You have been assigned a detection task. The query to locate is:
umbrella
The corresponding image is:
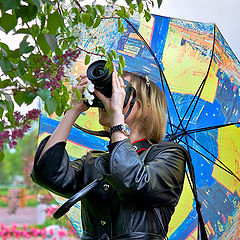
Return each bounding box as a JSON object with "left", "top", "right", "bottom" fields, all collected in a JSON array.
[{"left": 37, "top": 13, "right": 240, "bottom": 240}]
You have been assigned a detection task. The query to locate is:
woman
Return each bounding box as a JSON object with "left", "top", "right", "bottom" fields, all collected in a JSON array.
[{"left": 31, "top": 67, "right": 187, "bottom": 240}]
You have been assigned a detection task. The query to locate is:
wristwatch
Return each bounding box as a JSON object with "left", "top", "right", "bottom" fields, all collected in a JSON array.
[{"left": 110, "top": 124, "right": 130, "bottom": 136}]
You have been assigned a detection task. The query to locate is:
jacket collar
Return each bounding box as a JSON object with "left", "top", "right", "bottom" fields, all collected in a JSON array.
[{"left": 131, "top": 138, "right": 152, "bottom": 155}]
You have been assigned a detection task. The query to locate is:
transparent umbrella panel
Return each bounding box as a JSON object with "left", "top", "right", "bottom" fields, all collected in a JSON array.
[{"left": 38, "top": 13, "right": 240, "bottom": 240}]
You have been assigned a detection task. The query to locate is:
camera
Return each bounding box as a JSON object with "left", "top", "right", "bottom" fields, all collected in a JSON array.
[{"left": 85, "top": 60, "right": 134, "bottom": 108}]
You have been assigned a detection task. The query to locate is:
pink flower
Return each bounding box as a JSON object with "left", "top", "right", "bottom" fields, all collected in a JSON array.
[
  {"left": 41, "top": 228, "right": 46, "bottom": 238},
  {"left": 58, "top": 228, "right": 67, "bottom": 238},
  {"left": 22, "top": 224, "right": 28, "bottom": 231},
  {"left": 69, "top": 229, "right": 73, "bottom": 236},
  {"left": 1, "top": 223, "right": 6, "bottom": 230},
  {"left": 49, "top": 228, "right": 54, "bottom": 235},
  {"left": 46, "top": 205, "right": 59, "bottom": 218}
]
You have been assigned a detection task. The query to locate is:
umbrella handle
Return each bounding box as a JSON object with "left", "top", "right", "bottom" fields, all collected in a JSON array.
[{"left": 53, "top": 177, "right": 103, "bottom": 219}]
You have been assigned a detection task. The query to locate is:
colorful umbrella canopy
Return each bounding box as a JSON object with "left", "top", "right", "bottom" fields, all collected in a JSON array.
[{"left": 38, "top": 13, "right": 240, "bottom": 240}]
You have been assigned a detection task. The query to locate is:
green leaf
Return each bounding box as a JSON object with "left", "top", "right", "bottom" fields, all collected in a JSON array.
[
  {"left": 98, "top": 46, "right": 105, "bottom": 54},
  {"left": 0, "top": 43, "right": 10, "bottom": 57},
  {"left": 37, "top": 89, "right": 51, "bottom": 101},
  {"left": 47, "top": 11, "right": 64, "bottom": 35},
  {"left": 61, "top": 85, "right": 69, "bottom": 106},
  {"left": 82, "top": 13, "right": 90, "bottom": 25},
  {"left": 24, "top": 92, "right": 36, "bottom": 104},
  {"left": 0, "top": 13, "right": 17, "bottom": 33},
  {"left": 31, "top": 24, "right": 40, "bottom": 38},
  {"left": 81, "top": 13, "right": 94, "bottom": 28},
  {"left": 157, "top": 0, "right": 163, "bottom": 8},
  {"left": 41, "top": 0, "right": 54, "bottom": 5},
  {"left": 118, "top": 62, "right": 123, "bottom": 76},
  {"left": 3, "top": 99, "right": 14, "bottom": 127},
  {"left": 13, "top": 91, "right": 25, "bottom": 106},
  {"left": 96, "top": 5, "right": 105, "bottom": 16},
  {"left": 108, "top": 61, "right": 113, "bottom": 74},
  {"left": 118, "top": 19, "right": 125, "bottom": 33},
  {"left": 0, "top": 106, "right": 4, "bottom": 118},
  {"left": 144, "top": 10, "right": 151, "bottom": 22},
  {"left": 0, "top": 121, "right": 4, "bottom": 133},
  {"left": 116, "top": 7, "right": 126, "bottom": 19},
  {"left": 129, "top": 3, "right": 137, "bottom": 10},
  {"left": 40, "top": 15, "right": 46, "bottom": 30},
  {"left": 44, "top": 33, "right": 57, "bottom": 52},
  {"left": 107, "top": 51, "right": 113, "bottom": 61},
  {"left": 0, "top": 58, "right": 12, "bottom": 73},
  {"left": 37, "top": 33, "right": 50, "bottom": 55},
  {"left": 92, "top": 15, "right": 101, "bottom": 28},
  {"left": 55, "top": 106, "right": 64, "bottom": 117},
  {"left": 111, "top": 50, "right": 117, "bottom": 59},
  {"left": 14, "top": 28, "right": 32, "bottom": 35},
  {"left": 138, "top": 2, "right": 143, "bottom": 13},
  {"left": 1, "top": 0, "right": 20, "bottom": 11},
  {"left": 32, "top": 0, "right": 41, "bottom": 9},
  {"left": 85, "top": 54, "right": 90, "bottom": 65},
  {"left": 85, "top": 5, "right": 92, "bottom": 14},
  {"left": 55, "top": 47, "right": 62, "bottom": 56},
  {"left": 105, "top": 57, "right": 113, "bottom": 74},
  {"left": 0, "top": 79, "right": 16, "bottom": 88},
  {"left": 0, "top": 151, "right": 4, "bottom": 163},
  {"left": 52, "top": 90, "right": 61, "bottom": 103},
  {"left": 91, "top": 7, "right": 97, "bottom": 19},
  {"left": 15, "top": 5, "right": 38, "bottom": 23},
  {"left": 45, "top": 97, "right": 58, "bottom": 115},
  {"left": 13, "top": 91, "right": 35, "bottom": 106},
  {"left": 119, "top": 55, "right": 125, "bottom": 68},
  {"left": 0, "top": 101, "right": 7, "bottom": 111},
  {"left": 19, "top": 39, "right": 34, "bottom": 54},
  {"left": 73, "top": 88, "right": 82, "bottom": 101},
  {"left": 18, "top": 60, "right": 27, "bottom": 73}
]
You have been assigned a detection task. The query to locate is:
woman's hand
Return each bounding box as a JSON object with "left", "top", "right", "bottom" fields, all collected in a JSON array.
[
  {"left": 71, "top": 75, "right": 90, "bottom": 114},
  {"left": 94, "top": 67, "right": 126, "bottom": 125}
]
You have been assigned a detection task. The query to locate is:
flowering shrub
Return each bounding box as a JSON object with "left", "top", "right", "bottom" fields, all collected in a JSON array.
[
  {"left": 0, "top": 109, "right": 41, "bottom": 150},
  {"left": 46, "top": 205, "right": 59, "bottom": 218},
  {"left": 0, "top": 0, "right": 159, "bottom": 161},
  {"left": 0, "top": 223, "right": 75, "bottom": 239}
]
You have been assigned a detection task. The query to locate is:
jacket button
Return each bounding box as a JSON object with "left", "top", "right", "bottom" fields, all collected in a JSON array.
[
  {"left": 100, "top": 220, "right": 107, "bottom": 226},
  {"left": 103, "top": 183, "right": 110, "bottom": 191}
]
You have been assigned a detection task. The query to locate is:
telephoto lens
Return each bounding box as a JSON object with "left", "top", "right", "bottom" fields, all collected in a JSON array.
[
  {"left": 87, "top": 60, "right": 113, "bottom": 100},
  {"left": 85, "top": 60, "right": 134, "bottom": 109}
]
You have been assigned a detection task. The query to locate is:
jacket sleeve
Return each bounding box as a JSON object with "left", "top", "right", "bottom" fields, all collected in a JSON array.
[
  {"left": 31, "top": 135, "right": 85, "bottom": 198},
  {"left": 95, "top": 139, "right": 186, "bottom": 207}
]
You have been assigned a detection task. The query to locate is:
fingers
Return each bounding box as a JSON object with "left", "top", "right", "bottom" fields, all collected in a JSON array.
[
  {"left": 112, "top": 67, "right": 125, "bottom": 91},
  {"left": 94, "top": 89, "right": 107, "bottom": 103},
  {"left": 77, "top": 75, "right": 89, "bottom": 86},
  {"left": 72, "top": 75, "right": 89, "bottom": 94}
]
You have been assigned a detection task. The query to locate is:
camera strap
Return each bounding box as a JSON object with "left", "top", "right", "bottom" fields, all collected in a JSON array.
[{"left": 124, "top": 86, "right": 136, "bottom": 120}]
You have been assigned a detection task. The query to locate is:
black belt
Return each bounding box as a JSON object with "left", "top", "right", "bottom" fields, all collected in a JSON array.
[{"left": 82, "top": 232, "right": 164, "bottom": 240}]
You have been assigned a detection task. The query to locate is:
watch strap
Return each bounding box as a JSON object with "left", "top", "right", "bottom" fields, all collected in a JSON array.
[{"left": 110, "top": 124, "right": 124, "bottom": 136}]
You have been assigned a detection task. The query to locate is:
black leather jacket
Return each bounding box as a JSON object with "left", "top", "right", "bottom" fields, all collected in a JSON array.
[{"left": 31, "top": 136, "right": 187, "bottom": 240}]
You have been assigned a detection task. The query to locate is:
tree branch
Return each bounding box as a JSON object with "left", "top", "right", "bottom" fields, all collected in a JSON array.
[
  {"left": 77, "top": 47, "right": 105, "bottom": 57},
  {"left": 26, "top": 23, "right": 42, "bottom": 55},
  {"left": 73, "top": 0, "right": 85, "bottom": 12}
]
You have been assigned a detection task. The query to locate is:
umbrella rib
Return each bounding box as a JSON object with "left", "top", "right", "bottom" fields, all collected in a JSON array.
[
  {"left": 124, "top": 18, "right": 185, "bottom": 135},
  {"left": 174, "top": 24, "right": 216, "bottom": 135},
  {"left": 180, "top": 135, "right": 240, "bottom": 182},
  {"left": 175, "top": 122, "right": 240, "bottom": 138},
  {"left": 179, "top": 138, "right": 232, "bottom": 175},
  {"left": 183, "top": 135, "right": 208, "bottom": 240}
]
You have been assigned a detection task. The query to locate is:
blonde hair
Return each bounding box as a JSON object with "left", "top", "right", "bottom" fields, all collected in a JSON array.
[{"left": 122, "top": 72, "right": 167, "bottom": 143}]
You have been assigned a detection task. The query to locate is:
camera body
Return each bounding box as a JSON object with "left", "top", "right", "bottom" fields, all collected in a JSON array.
[{"left": 85, "top": 60, "right": 133, "bottom": 108}]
